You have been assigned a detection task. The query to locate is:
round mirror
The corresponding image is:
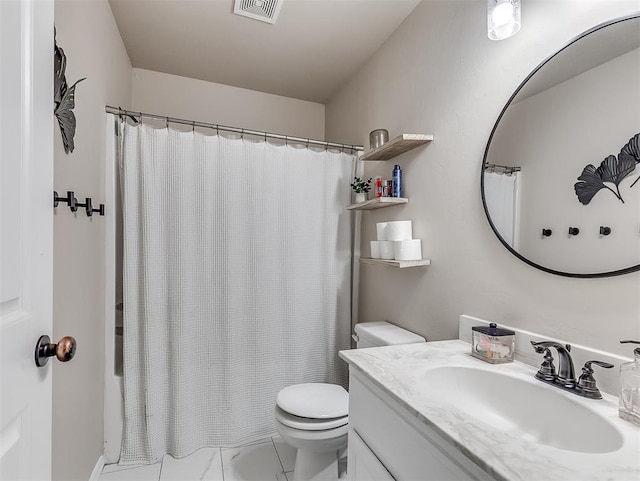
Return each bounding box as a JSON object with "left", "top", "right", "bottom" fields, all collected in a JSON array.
[{"left": 482, "top": 14, "right": 640, "bottom": 278}]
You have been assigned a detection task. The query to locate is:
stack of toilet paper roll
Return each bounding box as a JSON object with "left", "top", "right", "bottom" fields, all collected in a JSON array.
[{"left": 370, "top": 221, "right": 422, "bottom": 261}]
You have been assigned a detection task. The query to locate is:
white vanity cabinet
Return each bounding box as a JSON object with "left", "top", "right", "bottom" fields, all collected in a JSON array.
[
  {"left": 347, "top": 371, "right": 495, "bottom": 481},
  {"left": 347, "top": 428, "right": 395, "bottom": 481}
]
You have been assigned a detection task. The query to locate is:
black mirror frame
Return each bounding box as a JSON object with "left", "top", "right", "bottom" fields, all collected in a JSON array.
[{"left": 481, "top": 13, "right": 640, "bottom": 279}]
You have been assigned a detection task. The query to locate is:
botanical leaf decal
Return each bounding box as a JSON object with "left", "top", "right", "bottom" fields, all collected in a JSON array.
[
  {"left": 621, "top": 133, "right": 640, "bottom": 162},
  {"left": 54, "top": 29, "right": 85, "bottom": 154},
  {"left": 54, "top": 32, "right": 67, "bottom": 105},
  {"left": 55, "top": 78, "right": 85, "bottom": 155},
  {"left": 574, "top": 133, "right": 639, "bottom": 204},
  {"left": 621, "top": 133, "right": 640, "bottom": 188},
  {"left": 596, "top": 152, "right": 636, "bottom": 185},
  {"left": 575, "top": 164, "right": 606, "bottom": 205}
]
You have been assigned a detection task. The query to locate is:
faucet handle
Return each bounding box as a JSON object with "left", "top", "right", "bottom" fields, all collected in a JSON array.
[
  {"left": 531, "top": 343, "right": 556, "bottom": 382},
  {"left": 576, "top": 360, "right": 614, "bottom": 399}
]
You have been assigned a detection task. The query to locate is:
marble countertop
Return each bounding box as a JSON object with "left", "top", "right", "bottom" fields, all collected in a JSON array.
[{"left": 339, "top": 340, "right": 640, "bottom": 481}]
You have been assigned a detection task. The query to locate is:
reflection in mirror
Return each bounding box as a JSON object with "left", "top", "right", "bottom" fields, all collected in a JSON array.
[{"left": 483, "top": 14, "right": 640, "bottom": 277}]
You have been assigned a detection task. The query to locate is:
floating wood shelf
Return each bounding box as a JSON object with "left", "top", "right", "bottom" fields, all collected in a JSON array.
[
  {"left": 359, "top": 257, "right": 431, "bottom": 268},
  {"left": 360, "top": 134, "right": 433, "bottom": 161},
  {"left": 347, "top": 197, "right": 408, "bottom": 210}
]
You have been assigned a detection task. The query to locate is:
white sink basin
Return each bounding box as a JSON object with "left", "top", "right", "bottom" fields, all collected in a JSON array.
[{"left": 423, "top": 365, "right": 624, "bottom": 454}]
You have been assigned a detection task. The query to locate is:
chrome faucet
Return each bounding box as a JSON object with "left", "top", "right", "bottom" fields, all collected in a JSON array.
[{"left": 530, "top": 340, "right": 613, "bottom": 399}]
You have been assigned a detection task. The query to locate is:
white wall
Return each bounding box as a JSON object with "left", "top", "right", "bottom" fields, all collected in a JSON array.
[
  {"left": 132, "top": 68, "right": 325, "bottom": 140},
  {"left": 53, "top": 1, "right": 132, "bottom": 479},
  {"left": 325, "top": 0, "right": 640, "bottom": 357},
  {"left": 490, "top": 48, "right": 640, "bottom": 273}
]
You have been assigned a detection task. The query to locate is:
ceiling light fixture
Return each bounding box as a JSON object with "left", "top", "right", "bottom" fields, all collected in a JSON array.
[{"left": 487, "top": 0, "right": 521, "bottom": 41}]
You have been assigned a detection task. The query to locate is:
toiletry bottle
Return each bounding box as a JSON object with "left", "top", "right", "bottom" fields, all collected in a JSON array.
[
  {"left": 392, "top": 164, "right": 402, "bottom": 197},
  {"left": 619, "top": 340, "right": 640, "bottom": 426},
  {"left": 374, "top": 176, "right": 383, "bottom": 197},
  {"left": 384, "top": 180, "right": 392, "bottom": 197}
]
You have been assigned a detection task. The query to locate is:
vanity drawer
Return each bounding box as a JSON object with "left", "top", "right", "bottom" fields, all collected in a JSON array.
[{"left": 349, "top": 371, "right": 494, "bottom": 481}]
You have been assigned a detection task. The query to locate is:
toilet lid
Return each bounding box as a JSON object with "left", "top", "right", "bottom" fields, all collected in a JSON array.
[
  {"left": 275, "top": 406, "right": 348, "bottom": 431},
  {"left": 277, "top": 383, "right": 349, "bottom": 419}
]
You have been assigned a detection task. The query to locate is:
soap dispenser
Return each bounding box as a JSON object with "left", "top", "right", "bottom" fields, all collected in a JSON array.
[{"left": 619, "top": 340, "right": 640, "bottom": 426}]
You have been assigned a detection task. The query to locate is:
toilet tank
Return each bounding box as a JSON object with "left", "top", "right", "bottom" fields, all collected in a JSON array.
[{"left": 354, "top": 321, "right": 426, "bottom": 348}]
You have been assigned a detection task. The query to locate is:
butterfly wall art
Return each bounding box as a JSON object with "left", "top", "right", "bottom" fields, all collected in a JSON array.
[
  {"left": 574, "top": 133, "right": 640, "bottom": 205},
  {"left": 54, "top": 30, "right": 85, "bottom": 154}
]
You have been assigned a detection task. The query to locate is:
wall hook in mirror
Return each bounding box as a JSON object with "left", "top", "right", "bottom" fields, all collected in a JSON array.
[
  {"left": 542, "top": 228, "right": 552, "bottom": 237},
  {"left": 568, "top": 227, "right": 580, "bottom": 236},
  {"left": 599, "top": 226, "right": 612, "bottom": 236},
  {"left": 53, "top": 191, "right": 78, "bottom": 212}
]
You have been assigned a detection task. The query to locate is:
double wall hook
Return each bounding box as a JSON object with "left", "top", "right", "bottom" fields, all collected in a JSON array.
[
  {"left": 76, "top": 198, "right": 105, "bottom": 217},
  {"left": 53, "top": 191, "right": 78, "bottom": 212},
  {"left": 568, "top": 227, "right": 580, "bottom": 236},
  {"left": 541, "top": 228, "right": 552, "bottom": 237},
  {"left": 599, "top": 226, "right": 612, "bottom": 236}
]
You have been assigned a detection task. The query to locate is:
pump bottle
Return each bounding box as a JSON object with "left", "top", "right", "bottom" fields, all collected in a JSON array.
[{"left": 619, "top": 340, "right": 640, "bottom": 426}]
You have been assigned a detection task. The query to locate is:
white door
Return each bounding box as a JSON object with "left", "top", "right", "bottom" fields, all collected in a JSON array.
[{"left": 0, "top": 0, "right": 54, "bottom": 479}]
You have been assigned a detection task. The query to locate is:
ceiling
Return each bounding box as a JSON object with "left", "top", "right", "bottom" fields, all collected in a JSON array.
[{"left": 108, "top": 0, "right": 421, "bottom": 103}]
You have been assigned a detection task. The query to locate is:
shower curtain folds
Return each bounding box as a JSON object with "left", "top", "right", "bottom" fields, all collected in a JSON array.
[{"left": 119, "top": 120, "right": 356, "bottom": 464}]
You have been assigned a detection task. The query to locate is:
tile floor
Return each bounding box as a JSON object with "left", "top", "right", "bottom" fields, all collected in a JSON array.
[{"left": 98, "top": 436, "right": 297, "bottom": 481}]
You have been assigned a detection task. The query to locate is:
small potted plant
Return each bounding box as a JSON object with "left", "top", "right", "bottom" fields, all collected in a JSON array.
[{"left": 351, "top": 177, "right": 372, "bottom": 203}]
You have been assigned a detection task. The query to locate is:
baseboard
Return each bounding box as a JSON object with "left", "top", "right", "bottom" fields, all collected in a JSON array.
[{"left": 88, "top": 455, "right": 105, "bottom": 481}]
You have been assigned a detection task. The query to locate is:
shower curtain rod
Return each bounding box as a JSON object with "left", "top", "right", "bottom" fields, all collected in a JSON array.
[
  {"left": 105, "top": 106, "right": 364, "bottom": 152},
  {"left": 484, "top": 163, "right": 522, "bottom": 174}
]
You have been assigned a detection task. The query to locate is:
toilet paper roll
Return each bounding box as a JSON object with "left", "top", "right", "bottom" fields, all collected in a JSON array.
[
  {"left": 394, "top": 239, "right": 422, "bottom": 261},
  {"left": 386, "top": 220, "right": 412, "bottom": 241},
  {"left": 379, "top": 241, "right": 395, "bottom": 260},
  {"left": 376, "top": 222, "right": 388, "bottom": 241},
  {"left": 370, "top": 241, "right": 382, "bottom": 259}
]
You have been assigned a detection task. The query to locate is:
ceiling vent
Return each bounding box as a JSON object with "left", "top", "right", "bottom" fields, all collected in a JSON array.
[{"left": 233, "top": 0, "right": 284, "bottom": 25}]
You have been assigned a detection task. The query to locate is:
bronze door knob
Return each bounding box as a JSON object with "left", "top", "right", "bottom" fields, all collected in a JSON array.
[{"left": 34, "top": 335, "right": 77, "bottom": 367}]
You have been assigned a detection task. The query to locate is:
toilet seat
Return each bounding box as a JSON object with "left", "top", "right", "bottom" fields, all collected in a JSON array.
[
  {"left": 275, "top": 405, "right": 348, "bottom": 431},
  {"left": 276, "top": 383, "right": 348, "bottom": 419},
  {"left": 274, "top": 383, "right": 350, "bottom": 481}
]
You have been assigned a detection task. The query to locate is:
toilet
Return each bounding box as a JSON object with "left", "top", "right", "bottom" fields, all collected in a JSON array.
[{"left": 274, "top": 321, "right": 426, "bottom": 481}]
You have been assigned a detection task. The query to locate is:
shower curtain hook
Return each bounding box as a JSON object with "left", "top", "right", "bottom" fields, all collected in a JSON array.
[
  {"left": 306, "top": 138, "right": 310, "bottom": 149},
  {"left": 241, "top": 128, "right": 244, "bottom": 140},
  {"left": 165, "top": 116, "right": 169, "bottom": 129},
  {"left": 139, "top": 112, "right": 143, "bottom": 126},
  {"left": 216, "top": 124, "right": 219, "bottom": 135},
  {"left": 285, "top": 136, "right": 288, "bottom": 146},
  {"left": 192, "top": 120, "right": 196, "bottom": 133}
]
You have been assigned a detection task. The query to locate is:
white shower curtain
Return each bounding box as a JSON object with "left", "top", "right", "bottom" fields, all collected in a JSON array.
[
  {"left": 484, "top": 171, "right": 520, "bottom": 248},
  {"left": 119, "top": 121, "right": 356, "bottom": 464}
]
